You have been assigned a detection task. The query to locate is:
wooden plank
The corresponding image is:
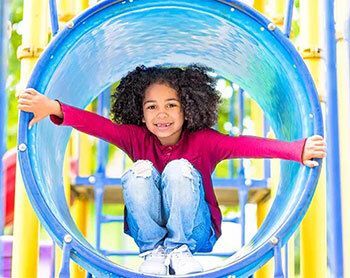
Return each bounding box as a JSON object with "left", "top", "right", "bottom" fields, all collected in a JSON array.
[{"left": 72, "top": 185, "right": 271, "bottom": 206}]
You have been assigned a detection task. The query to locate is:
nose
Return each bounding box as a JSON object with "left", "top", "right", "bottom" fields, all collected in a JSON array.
[
  {"left": 157, "top": 111, "right": 168, "bottom": 119},
  {"left": 157, "top": 106, "right": 169, "bottom": 117}
]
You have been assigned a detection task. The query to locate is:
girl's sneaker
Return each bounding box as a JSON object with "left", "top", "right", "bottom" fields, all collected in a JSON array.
[
  {"left": 166, "top": 245, "right": 203, "bottom": 275},
  {"left": 139, "top": 246, "right": 167, "bottom": 275}
]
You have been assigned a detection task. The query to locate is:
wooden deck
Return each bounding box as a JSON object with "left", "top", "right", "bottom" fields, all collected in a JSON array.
[{"left": 72, "top": 185, "right": 271, "bottom": 206}]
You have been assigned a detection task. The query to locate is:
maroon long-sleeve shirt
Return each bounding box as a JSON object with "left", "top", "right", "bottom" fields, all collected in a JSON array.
[{"left": 50, "top": 103, "right": 306, "bottom": 238}]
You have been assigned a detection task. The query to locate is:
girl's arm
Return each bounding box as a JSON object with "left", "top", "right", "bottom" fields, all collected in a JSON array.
[
  {"left": 18, "top": 88, "right": 141, "bottom": 155},
  {"left": 206, "top": 129, "right": 326, "bottom": 168}
]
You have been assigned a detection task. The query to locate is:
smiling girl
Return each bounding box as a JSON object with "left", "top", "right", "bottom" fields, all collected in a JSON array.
[{"left": 18, "top": 65, "right": 326, "bottom": 275}]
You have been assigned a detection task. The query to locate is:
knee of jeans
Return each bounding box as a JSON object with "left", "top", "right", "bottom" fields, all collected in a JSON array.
[
  {"left": 132, "top": 160, "right": 154, "bottom": 177},
  {"left": 122, "top": 160, "right": 155, "bottom": 188},
  {"left": 122, "top": 160, "right": 157, "bottom": 203},
  {"left": 163, "top": 159, "right": 195, "bottom": 181},
  {"left": 162, "top": 159, "right": 199, "bottom": 194},
  {"left": 122, "top": 160, "right": 154, "bottom": 182}
]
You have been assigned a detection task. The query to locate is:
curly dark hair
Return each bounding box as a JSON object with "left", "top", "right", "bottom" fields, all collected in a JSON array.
[{"left": 111, "top": 64, "right": 221, "bottom": 131}]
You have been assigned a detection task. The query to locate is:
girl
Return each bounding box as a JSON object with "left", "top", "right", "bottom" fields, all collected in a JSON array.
[{"left": 18, "top": 65, "right": 326, "bottom": 276}]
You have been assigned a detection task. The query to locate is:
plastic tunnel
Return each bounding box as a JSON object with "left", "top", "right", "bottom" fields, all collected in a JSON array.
[{"left": 18, "top": 0, "right": 323, "bottom": 277}]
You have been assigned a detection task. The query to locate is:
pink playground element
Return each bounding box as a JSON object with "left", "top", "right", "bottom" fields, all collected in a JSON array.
[
  {"left": 0, "top": 235, "right": 54, "bottom": 278},
  {"left": 2, "top": 149, "right": 16, "bottom": 226}
]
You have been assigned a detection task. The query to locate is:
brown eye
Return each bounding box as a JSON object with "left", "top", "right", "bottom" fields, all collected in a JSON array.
[{"left": 147, "top": 105, "right": 156, "bottom": 110}]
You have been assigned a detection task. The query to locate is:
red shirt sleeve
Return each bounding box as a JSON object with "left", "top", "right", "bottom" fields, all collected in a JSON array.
[
  {"left": 50, "top": 102, "right": 142, "bottom": 157},
  {"left": 205, "top": 129, "right": 306, "bottom": 164}
]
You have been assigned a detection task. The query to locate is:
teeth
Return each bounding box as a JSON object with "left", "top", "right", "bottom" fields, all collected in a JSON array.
[{"left": 156, "top": 123, "right": 171, "bottom": 127}]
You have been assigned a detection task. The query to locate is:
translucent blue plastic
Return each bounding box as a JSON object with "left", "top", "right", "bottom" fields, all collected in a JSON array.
[{"left": 18, "top": 0, "right": 323, "bottom": 277}]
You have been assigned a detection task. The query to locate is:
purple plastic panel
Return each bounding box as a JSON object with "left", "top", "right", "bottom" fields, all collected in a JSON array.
[{"left": 0, "top": 236, "right": 54, "bottom": 278}]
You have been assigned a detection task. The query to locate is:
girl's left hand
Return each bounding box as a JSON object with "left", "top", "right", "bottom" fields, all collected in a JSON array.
[{"left": 302, "top": 135, "right": 327, "bottom": 167}]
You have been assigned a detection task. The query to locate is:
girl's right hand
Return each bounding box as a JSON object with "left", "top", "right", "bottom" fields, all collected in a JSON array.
[
  {"left": 302, "top": 135, "right": 326, "bottom": 167},
  {"left": 17, "top": 88, "right": 63, "bottom": 128}
]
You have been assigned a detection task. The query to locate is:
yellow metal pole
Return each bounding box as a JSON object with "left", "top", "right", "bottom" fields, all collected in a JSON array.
[
  {"left": 287, "top": 236, "right": 295, "bottom": 277},
  {"left": 299, "top": 0, "right": 327, "bottom": 277},
  {"left": 267, "top": 0, "right": 285, "bottom": 27},
  {"left": 74, "top": 0, "right": 89, "bottom": 15},
  {"left": 253, "top": 0, "right": 266, "bottom": 13},
  {"left": 250, "top": 103, "right": 264, "bottom": 179},
  {"left": 57, "top": 0, "right": 75, "bottom": 22},
  {"left": 71, "top": 196, "right": 88, "bottom": 239},
  {"left": 335, "top": 0, "right": 350, "bottom": 276},
  {"left": 12, "top": 0, "right": 48, "bottom": 277}
]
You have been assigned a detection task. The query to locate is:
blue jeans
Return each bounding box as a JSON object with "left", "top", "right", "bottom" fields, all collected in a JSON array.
[{"left": 121, "top": 159, "right": 217, "bottom": 253}]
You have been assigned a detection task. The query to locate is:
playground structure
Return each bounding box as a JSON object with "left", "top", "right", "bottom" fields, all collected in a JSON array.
[{"left": 0, "top": 0, "right": 349, "bottom": 277}]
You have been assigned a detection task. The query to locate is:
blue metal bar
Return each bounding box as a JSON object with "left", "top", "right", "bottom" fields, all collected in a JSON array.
[
  {"left": 235, "top": 87, "right": 248, "bottom": 249},
  {"left": 228, "top": 86, "right": 235, "bottom": 178},
  {"left": 101, "top": 249, "right": 236, "bottom": 257},
  {"left": 284, "top": 243, "right": 288, "bottom": 278},
  {"left": 94, "top": 184, "right": 104, "bottom": 251},
  {"left": 238, "top": 88, "right": 244, "bottom": 177},
  {"left": 238, "top": 188, "right": 248, "bottom": 247},
  {"left": 59, "top": 237, "right": 73, "bottom": 278},
  {"left": 52, "top": 243, "right": 57, "bottom": 278},
  {"left": 238, "top": 88, "right": 244, "bottom": 135},
  {"left": 223, "top": 216, "right": 240, "bottom": 223},
  {"left": 282, "top": 0, "right": 294, "bottom": 37},
  {"left": 94, "top": 88, "right": 112, "bottom": 251},
  {"left": 101, "top": 215, "right": 123, "bottom": 223},
  {"left": 273, "top": 243, "right": 284, "bottom": 278},
  {"left": 237, "top": 87, "right": 246, "bottom": 247},
  {"left": 99, "top": 215, "right": 239, "bottom": 224},
  {"left": 0, "top": 0, "right": 8, "bottom": 236},
  {"left": 49, "top": 0, "right": 60, "bottom": 36},
  {"left": 73, "top": 176, "right": 268, "bottom": 188},
  {"left": 324, "top": 0, "right": 344, "bottom": 276}
]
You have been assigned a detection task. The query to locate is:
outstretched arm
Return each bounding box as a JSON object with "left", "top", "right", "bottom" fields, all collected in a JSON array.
[
  {"left": 206, "top": 129, "right": 326, "bottom": 168},
  {"left": 17, "top": 88, "right": 142, "bottom": 156}
]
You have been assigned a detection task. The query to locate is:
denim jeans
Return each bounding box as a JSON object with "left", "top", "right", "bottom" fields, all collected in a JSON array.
[{"left": 121, "top": 159, "right": 217, "bottom": 253}]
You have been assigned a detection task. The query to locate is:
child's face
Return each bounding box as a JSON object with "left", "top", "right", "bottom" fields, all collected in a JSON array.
[{"left": 142, "top": 83, "right": 185, "bottom": 146}]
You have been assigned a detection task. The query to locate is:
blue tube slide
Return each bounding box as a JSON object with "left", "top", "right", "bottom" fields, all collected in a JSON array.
[{"left": 18, "top": 0, "right": 323, "bottom": 276}]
